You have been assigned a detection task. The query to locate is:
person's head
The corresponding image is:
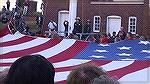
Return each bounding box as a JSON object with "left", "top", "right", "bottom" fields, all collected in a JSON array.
[
  {"left": 86, "top": 20, "right": 90, "bottom": 24},
  {"left": 5, "top": 55, "right": 55, "bottom": 84},
  {"left": 67, "top": 64, "right": 107, "bottom": 84},
  {"left": 120, "top": 27, "right": 124, "bottom": 31},
  {"left": 127, "top": 32, "right": 133, "bottom": 38},
  {"left": 112, "top": 32, "right": 116, "bottom": 36},
  {"left": 75, "top": 17, "right": 81, "bottom": 22},
  {"left": 92, "top": 75, "right": 120, "bottom": 84},
  {"left": 101, "top": 33, "right": 107, "bottom": 38},
  {"left": 108, "top": 33, "right": 111, "bottom": 37}
]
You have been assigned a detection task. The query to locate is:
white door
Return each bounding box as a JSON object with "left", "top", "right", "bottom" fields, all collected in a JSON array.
[
  {"left": 58, "top": 10, "right": 69, "bottom": 36},
  {"left": 106, "top": 16, "right": 121, "bottom": 36}
]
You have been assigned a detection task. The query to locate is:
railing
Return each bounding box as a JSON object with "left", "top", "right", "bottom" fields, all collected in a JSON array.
[{"left": 45, "top": 31, "right": 98, "bottom": 39}]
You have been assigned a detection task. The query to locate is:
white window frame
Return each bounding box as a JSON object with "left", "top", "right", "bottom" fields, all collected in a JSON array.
[
  {"left": 93, "top": 16, "right": 101, "bottom": 32},
  {"left": 128, "top": 16, "right": 137, "bottom": 34}
]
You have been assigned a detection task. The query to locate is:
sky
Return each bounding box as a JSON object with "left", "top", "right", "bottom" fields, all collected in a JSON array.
[{"left": 0, "top": 0, "right": 43, "bottom": 12}]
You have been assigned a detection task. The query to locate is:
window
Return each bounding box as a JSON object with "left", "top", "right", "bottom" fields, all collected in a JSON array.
[
  {"left": 128, "top": 17, "right": 137, "bottom": 34},
  {"left": 93, "top": 16, "right": 101, "bottom": 32}
]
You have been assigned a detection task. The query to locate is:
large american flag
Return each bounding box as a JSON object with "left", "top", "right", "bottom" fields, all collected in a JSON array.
[{"left": 0, "top": 26, "right": 150, "bottom": 84}]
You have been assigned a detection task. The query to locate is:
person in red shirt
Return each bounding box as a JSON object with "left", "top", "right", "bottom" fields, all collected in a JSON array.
[
  {"left": 127, "top": 32, "right": 135, "bottom": 40},
  {"left": 100, "top": 33, "right": 109, "bottom": 44}
]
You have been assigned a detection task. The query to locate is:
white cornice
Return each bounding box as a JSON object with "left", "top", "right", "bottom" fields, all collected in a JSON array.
[{"left": 91, "top": 1, "right": 144, "bottom": 5}]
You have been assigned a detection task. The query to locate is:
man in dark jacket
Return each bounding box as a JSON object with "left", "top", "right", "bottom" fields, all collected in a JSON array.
[
  {"left": 73, "top": 17, "right": 82, "bottom": 34},
  {"left": 36, "top": 15, "right": 43, "bottom": 32},
  {"left": 6, "top": 0, "right": 10, "bottom": 10},
  {"left": 83, "top": 20, "right": 92, "bottom": 33},
  {"left": 63, "top": 20, "right": 69, "bottom": 37}
]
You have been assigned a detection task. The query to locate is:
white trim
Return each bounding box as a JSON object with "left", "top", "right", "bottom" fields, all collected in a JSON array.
[
  {"left": 93, "top": 16, "right": 101, "bottom": 32},
  {"left": 128, "top": 16, "right": 137, "bottom": 34},
  {"left": 91, "top": 1, "right": 144, "bottom": 5}
]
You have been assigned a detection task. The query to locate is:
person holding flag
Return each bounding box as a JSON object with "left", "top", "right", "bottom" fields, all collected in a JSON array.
[{"left": 23, "top": 0, "right": 29, "bottom": 15}]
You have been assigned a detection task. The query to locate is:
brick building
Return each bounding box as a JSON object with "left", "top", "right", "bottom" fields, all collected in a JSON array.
[{"left": 42, "top": 0, "right": 149, "bottom": 38}]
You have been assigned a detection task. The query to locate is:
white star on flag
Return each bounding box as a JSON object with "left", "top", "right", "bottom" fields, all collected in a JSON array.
[
  {"left": 117, "top": 53, "right": 132, "bottom": 56},
  {"left": 90, "top": 55, "right": 106, "bottom": 58},
  {"left": 94, "top": 49, "right": 109, "bottom": 53},
  {"left": 117, "top": 46, "right": 131, "bottom": 50},
  {"left": 121, "top": 58, "right": 135, "bottom": 61},
  {"left": 139, "top": 41, "right": 150, "bottom": 45},
  {"left": 141, "top": 50, "right": 150, "bottom": 54},
  {"left": 98, "top": 44, "right": 110, "bottom": 47},
  {"left": 145, "top": 56, "right": 150, "bottom": 58}
]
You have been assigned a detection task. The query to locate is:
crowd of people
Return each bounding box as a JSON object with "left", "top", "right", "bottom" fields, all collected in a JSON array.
[
  {"left": 45, "top": 17, "right": 147, "bottom": 43},
  {"left": 0, "top": 0, "right": 31, "bottom": 33},
  {"left": 0, "top": 55, "right": 120, "bottom": 84},
  {"left": 0, "top": 1, "right": 147, "bottom": 42}
]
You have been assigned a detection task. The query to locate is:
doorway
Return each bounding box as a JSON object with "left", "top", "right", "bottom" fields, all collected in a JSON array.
[
  {"left": 58, "top": 10, "right": 69, "bottom": 36},
  {"left": 106, "top": 16, "right": 121, "bottom": 36}
]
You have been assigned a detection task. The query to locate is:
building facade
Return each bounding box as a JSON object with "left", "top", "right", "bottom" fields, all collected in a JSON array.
[{"left": 43, "top": 0, "right": 149, "bottom": 38}]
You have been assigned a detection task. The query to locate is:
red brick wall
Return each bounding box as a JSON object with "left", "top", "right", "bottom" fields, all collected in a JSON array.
[
  {"left": 43, "top": 0, "right": 69, "bottom": 31},
  {"left": 43, "top": 0, "right": 149, "bottom": 38}
]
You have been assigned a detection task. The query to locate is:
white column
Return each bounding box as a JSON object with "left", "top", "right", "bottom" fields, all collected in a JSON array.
[{"left": 68, "top": 0, "right": 77, "bottom": 33}]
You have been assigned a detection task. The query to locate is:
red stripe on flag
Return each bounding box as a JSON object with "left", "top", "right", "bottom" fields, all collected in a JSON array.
[
  {"left": 55, "top": 80, "right": 66, "bottom": 84},
  {"left": 0, "top": 63, "right": 12, "bottom": 67},
  {"left": 0, "top": 36, "right": 36, "bottom": 47},
  {"left": 108, "top": 60, "right": 150, "bottom": 79},
  {"left": 0, "top": 26, "right": 10, "bottom": 38},
  {"left": 0, "top": 39, "right": 61, "bottom": 59},
  {"left": 47, "top": 41, "right": 88, "bottom": 63}
]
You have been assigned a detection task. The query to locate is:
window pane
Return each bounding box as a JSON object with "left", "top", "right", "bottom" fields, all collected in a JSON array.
[
  {"left": 133, "top": 22, "right": 135, "bottom": 25},
  {"left": 95, "top": 17, "right": 98, "bottom": 20}
]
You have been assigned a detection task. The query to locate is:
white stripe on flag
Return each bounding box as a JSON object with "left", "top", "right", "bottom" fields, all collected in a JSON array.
[
  {"left": 0, "top": 66, "right": 10, "bottom": 72},
  {"left": 54, "top": 59, "right": 91, "bottom": 68},
  {"left": 1, "top": 37, "right": 50, "bottom": 54},
  {"left": 0, "top": 32, "right": 24, "bottom": 43},
  {"left": 33, "top": 39, "right": 76, "bottom": 58},
  {"left": 119, "top": 68, "right": 149, "bottom": 82},
  {"left": 54, "top": 71, "right": 70, "bottom": 82},
  {"left": 0, "top": 57, "right": 19, "bottom": 63},
  {"left": 101, "top": 61, "right": 135, "bottom": 71}
]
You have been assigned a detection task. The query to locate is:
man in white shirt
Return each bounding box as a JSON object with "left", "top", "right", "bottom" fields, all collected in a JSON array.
[{"left": 48, "top": 20, "right": 57, "bottom": 36}]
